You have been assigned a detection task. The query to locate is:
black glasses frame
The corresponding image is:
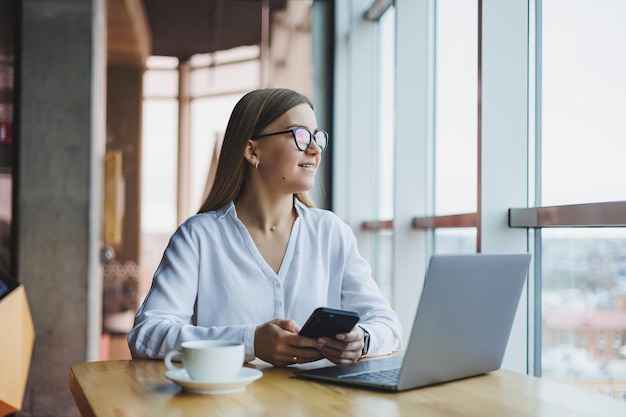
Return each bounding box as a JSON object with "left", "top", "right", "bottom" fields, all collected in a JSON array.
[{"left": 252, "top": 127, "right": 329, "bottom": 153}]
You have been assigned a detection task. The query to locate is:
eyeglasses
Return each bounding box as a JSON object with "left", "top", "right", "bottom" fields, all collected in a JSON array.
[{"left": 252, "top": 127, "right": 329, "bottom": 153}]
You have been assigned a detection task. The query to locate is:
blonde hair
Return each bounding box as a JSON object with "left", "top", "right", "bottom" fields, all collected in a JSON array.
[{"left": 198, "top": 88, "right": 316, "bottom": 213}]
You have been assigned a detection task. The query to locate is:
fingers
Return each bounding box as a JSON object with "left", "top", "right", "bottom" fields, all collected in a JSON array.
[
  {"left": 317, "top": 329, "right": 363, "bottom": 351},
  {"left": 274, "top": 318, "right": 301, "bottom": 334},
  {"left": 254, "top": 319, "right": 365, "bottom": 367},
  {"left": 314, "top": 327, "right": 365, "bottom": 365},
  {"left": 277, "top": 347, "right": 324, "bottom": 367},
  {"left": 270, "top": 347, "right": 324, "bottom": 367},
  {"left": 254, "top": 320, "right": 323, "bottom": 367},
  {"left": 317, "top": 338, "right": 362, "bottom": 364},
  {"left": 316, "top": 341, "right": 362, "bottom": 364}
]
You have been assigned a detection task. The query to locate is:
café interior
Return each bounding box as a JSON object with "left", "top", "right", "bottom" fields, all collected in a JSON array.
[{"left": 1, "top": 0, "right": 626, "bottom": 416}]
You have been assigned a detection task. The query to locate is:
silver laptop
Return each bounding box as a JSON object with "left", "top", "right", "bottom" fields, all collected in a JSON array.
[{"left": 296, "top": 253, "right": 532, "bottom": 392}]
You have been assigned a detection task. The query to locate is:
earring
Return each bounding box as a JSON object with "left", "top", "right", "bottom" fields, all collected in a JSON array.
[{"left": 254, "top": 161, "right": 259, "bottom": 170}]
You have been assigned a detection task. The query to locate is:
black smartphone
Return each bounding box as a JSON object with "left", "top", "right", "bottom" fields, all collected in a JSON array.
[{"left": 299, "top": 307, "right": 360, "bottom": 338}]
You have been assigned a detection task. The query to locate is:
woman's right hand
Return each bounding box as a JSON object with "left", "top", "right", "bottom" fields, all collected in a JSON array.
[{"left": 254, "top": 319, "right": 323, "bottom": 367}]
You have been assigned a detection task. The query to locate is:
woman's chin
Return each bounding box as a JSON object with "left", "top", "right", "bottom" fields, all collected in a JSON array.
[{"left": 294, "top": 182, "right": 315, "bottom": 193}]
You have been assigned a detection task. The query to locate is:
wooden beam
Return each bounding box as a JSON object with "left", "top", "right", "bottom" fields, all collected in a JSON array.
[{"left": 107, "top": 0, "right": 152, "bottom": 68}]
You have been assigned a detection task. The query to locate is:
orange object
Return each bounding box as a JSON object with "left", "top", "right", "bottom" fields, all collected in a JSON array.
[{"left": 0, "top": 285, "right": 35, "bottom": 416}]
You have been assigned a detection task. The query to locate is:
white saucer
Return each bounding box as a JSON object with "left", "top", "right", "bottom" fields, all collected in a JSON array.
[{"left": 165, "top": 367, "right": 263, "bottom": 395}]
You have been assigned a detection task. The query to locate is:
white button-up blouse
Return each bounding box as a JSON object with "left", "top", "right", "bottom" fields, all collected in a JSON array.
[{"left": 128, "top": 200, "right": 403, "bottom": 362}]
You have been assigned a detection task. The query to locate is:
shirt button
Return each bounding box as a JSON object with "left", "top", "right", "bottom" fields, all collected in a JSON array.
[
  {"left": 276, "top": 300, "right": 282, "bottom": 307},
  {"left": 274, "top": 282, "right": 281, "bottom": 288}
]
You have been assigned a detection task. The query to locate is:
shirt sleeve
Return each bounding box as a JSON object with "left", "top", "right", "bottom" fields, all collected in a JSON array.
[
  {"left": 127, "top": 222, "right": 258, "bottom": 362},
  {"left": 335, "top": 220, "right": 403, "bottom": 356}
]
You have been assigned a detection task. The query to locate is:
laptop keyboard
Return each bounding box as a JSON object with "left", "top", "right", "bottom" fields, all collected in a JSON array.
[{"left": 338, "top": 367, "right": 401, "bottom": 384}]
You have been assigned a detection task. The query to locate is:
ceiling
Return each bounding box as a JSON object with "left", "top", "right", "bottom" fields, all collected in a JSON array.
[
  {"left": 144, "top": 0, "right": 287, "bottom": 59},
  {"left": 107, "top": 0, "right": 288, "bottom": 68}
]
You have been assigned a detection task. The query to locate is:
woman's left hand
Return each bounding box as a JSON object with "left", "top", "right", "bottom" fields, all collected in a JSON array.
[{"left": 314, "top": 326, "right": 365, "bottom": 365}]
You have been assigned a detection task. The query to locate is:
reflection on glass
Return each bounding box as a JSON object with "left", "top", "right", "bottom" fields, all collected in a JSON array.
[{"left": 541, "top": 229, "right": 626, "bottom": 400}]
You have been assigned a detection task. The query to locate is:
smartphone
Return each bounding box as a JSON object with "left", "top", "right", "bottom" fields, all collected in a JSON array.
[{"left": 299, "top": 307, "right": 360, "bottom": 338}]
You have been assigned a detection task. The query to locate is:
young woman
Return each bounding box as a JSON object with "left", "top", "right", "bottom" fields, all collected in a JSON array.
[{"left": 128, "top": 88, "right": 402, "bottom": 367}]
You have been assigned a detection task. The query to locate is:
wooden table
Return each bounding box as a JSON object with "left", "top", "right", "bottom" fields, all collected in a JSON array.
[{"left": 69, "top": 359, "right": 626, "bottom": 417}]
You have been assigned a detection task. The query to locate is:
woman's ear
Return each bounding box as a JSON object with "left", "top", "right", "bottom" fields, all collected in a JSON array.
[{"left": 243, "top": 139, "right": 258, "bottom": 166}]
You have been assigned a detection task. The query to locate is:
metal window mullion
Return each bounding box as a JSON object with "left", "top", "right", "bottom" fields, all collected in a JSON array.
[{"left": 532, "top": 0, "right": 543, "bottom": 379}]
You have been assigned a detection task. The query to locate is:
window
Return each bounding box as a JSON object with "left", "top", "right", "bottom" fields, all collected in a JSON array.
[
  {"left": 187, "top": 46, "right": 259, "bottom": 214},
  {"left": 372, "top": 6, "right": 396, "bottom": 302},
  {"left": 434, "top": 0, "right": 477, "bottom": 216},
  {"left": 139, "top": 1, "right": 321, "bottom": 304},
  {"left": 541, "top": 1, "right": 626, "bottom": 206},
  {"left": 534, "top": 0, "right": 626, "bottom": 400},
  {"left": 141, "top": 57, "right": 179, "bottom": 235},
  {"left": 341, "top": 0, "right": 626, "bottom": 401},
  {"left": 140, "top": 57, "right": 180, "bottom": 298},
  {"left": 433, "top": 0, "right": 478, "bottom": 254}
]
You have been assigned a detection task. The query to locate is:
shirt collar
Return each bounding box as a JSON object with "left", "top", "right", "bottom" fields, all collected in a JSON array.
[
  {"left": 216, "top": 201, "right": 236, "bottom": 220},
  {"left": 217, "top": 198, "right": 307, "bottom": 221}
]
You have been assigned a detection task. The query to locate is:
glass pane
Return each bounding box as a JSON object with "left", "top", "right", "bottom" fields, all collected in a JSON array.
[
  {"left": 0, "top": 173, "right": 11, "bottom": 275},
  {"left": 434, "top": 228, "right": 477, "bottom": 254},
  {"left": 189, "top": 94, "right": 245, "bottom": 213},
  {"left": 434, "top": 0, "right": 478, "bottom": 215},
  {"left": 190, "top": 60, "right": 260, "bottom": 98},
  {"left": 0, "top": 0, "right": 14, "bottom": 277},
  {"left": 368, "top": 7, "right": 396, "bottom": 305},
  {"left": 190, "top": 46, "right": 260, "bottom": 67},
  {"left": 141, "top": 99, "right": 178, "bottom": 234},
  {"left": 371, "top": 230, "right": 393, "bottom": 304},
  {"left": 140, "top": 97, "right": 178, "bottom": 301},
  {"left": 146, "top": 56, "right": 179, "bottom": 69},
  {"left": 541, "top": 228, "right": 626, "bottom": 401},
  {"left": 143, "top": 68, "right": 179, "bottom": 98},
  {"left": 378, "top": 6, "right": 395, "bottom": 219},
  {"left": 542, "top": 0, "right": 626, "bottom": 205}
]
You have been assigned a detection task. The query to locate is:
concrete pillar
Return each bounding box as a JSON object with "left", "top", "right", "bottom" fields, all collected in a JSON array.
[{"left": 18, "top": 0, "right": 106, "bottom": 415}]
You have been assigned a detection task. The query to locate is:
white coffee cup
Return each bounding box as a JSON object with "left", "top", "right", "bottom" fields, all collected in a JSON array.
[{"left": 164, "top": 340, "right": 244, "bottom": 382}]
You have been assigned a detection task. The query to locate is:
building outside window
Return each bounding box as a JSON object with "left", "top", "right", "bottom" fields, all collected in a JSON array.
[{"left": 538, "top": 0, "right": 626, "bottom": 399}]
